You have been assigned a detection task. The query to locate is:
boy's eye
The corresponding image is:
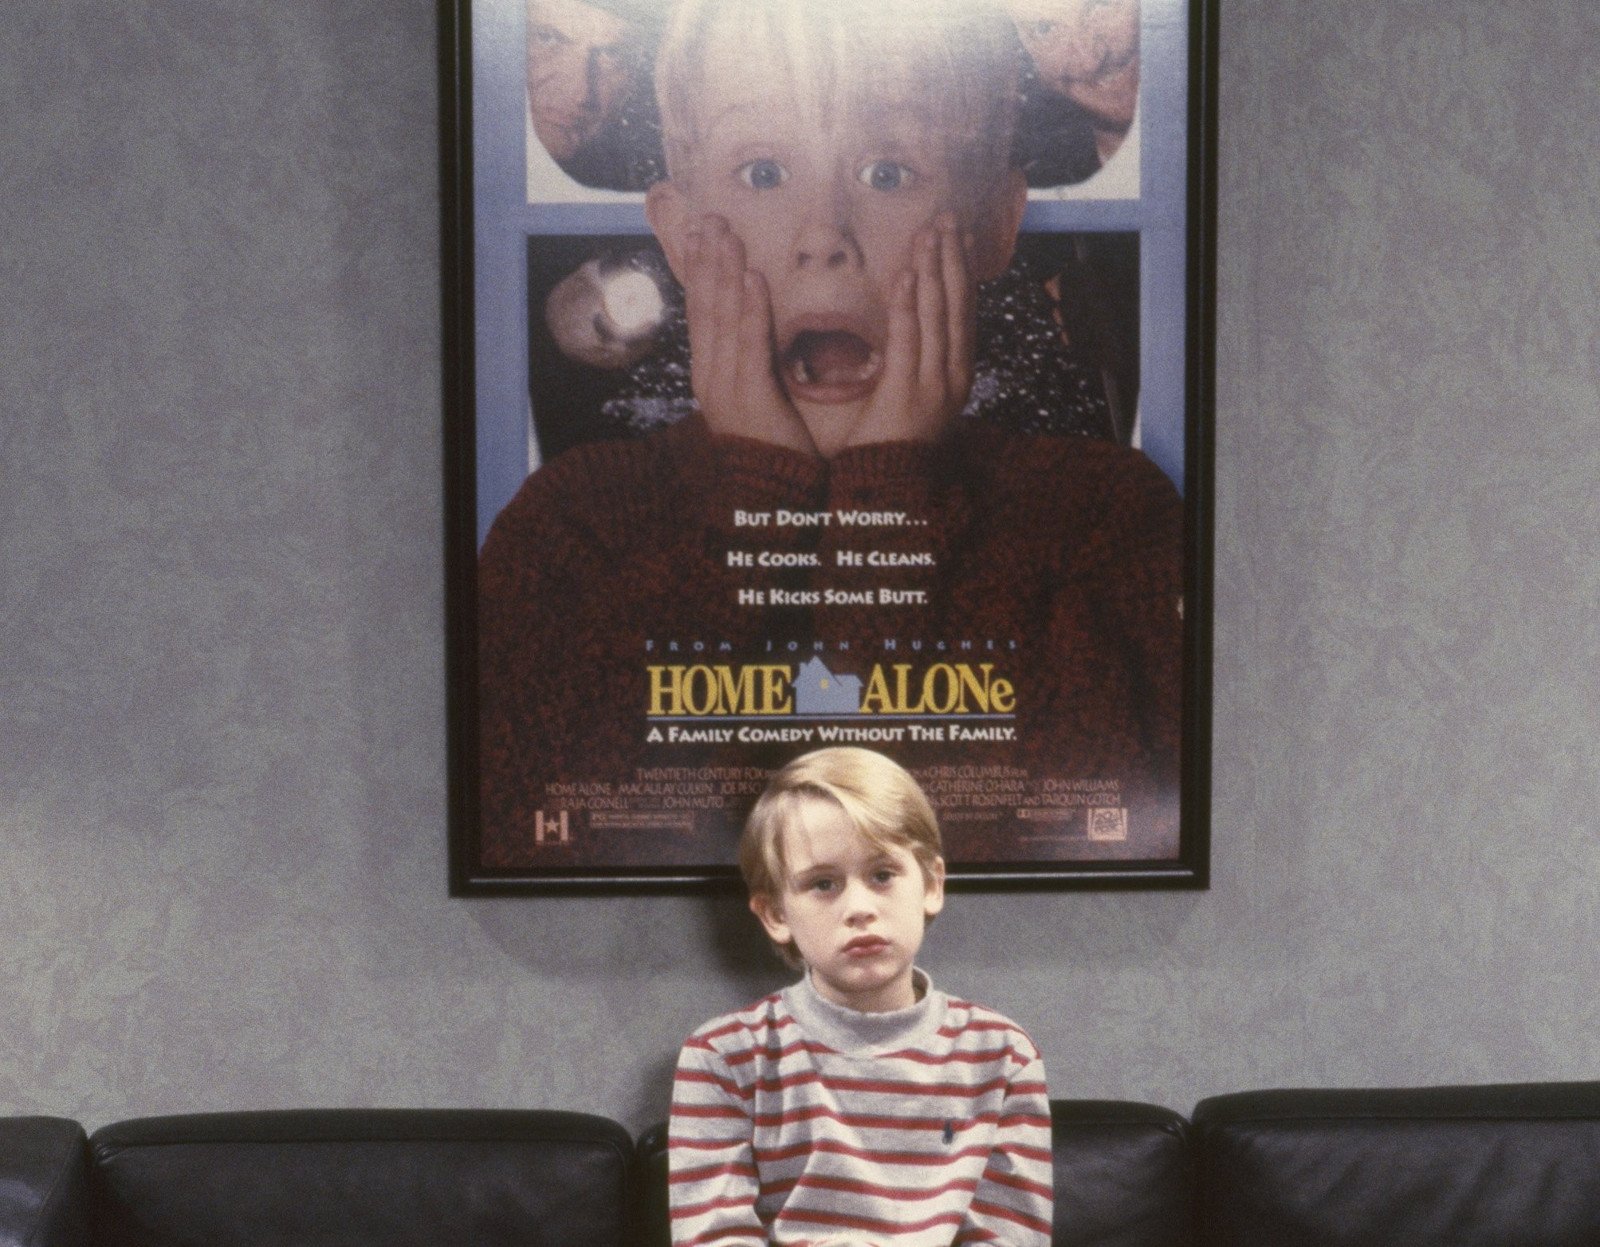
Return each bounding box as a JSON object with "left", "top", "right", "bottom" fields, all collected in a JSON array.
[
  {"left": 738, "top": 159, "right": 789, "bottom": 190},
  {"left": 858, "top": 160, "right": 915, "bottom": 192},
  {"left": 809, "top": 877, "right": 835, "bottom": 893},
  {"left": 530, "top": 24, "right": 568, "bottom": 49}
]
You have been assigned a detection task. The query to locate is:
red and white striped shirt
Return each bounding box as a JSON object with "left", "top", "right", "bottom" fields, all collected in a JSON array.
[{"left": 669, "top": 972, "right": 1053, "bottom": 1246}]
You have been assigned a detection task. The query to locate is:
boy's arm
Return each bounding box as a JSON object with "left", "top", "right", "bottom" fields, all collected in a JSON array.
[
  {"left": 669, "top": 1035, "right": 767, "bottom": 1247},
  {"left": 958, "top": 1049, "right": 1054, "bottom": 1247}
]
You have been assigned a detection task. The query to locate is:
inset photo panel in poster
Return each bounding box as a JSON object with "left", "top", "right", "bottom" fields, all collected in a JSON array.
[{"left": 442, "top": 0, "right": 1216, "bottom": 890}]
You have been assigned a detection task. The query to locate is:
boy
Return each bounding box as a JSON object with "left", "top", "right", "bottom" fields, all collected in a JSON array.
[
  {"left": 478, "top": 0, "right": 1181, "bottom": 868},
  {"left": 670, "top": 747, "right": 1054, "bottom": 1246}
]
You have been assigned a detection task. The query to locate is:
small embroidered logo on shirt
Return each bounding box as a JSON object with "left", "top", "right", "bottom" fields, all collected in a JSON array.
[{"left": 943, "top": 1119, "right": 955, "bottom": 1145}]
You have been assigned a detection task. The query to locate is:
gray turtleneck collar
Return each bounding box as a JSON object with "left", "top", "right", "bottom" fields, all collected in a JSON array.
[{"left": 781, "top": 968, "right": 949, "bottom": 1058}]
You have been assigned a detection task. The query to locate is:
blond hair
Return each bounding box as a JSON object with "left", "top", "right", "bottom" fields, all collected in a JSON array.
[
  {"left": 655, "top": 0, "right": 1021, "bottom": 204},
  {"left": 740, "top": 748, "right": 943, "bottom": 968}
]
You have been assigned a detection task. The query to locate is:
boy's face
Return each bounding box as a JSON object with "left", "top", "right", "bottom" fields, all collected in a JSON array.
[
  {"left": 750, "top": 799, "right": 945, "bottom": 1013},
  {"left": 647, "top": 35, "right": 1024, "bottom": 447}
]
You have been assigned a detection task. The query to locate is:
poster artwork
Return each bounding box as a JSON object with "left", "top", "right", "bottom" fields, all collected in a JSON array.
[{"left": 463, "top": 0, "right": 1202, "bottom": 884}]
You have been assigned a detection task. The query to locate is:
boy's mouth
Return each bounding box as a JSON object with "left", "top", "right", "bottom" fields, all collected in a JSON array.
[{"left": 780, "top": 329, "right": 882, "bottom": 400}]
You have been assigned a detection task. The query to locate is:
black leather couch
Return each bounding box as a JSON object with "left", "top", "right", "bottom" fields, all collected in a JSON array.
[
  {"left": 4, "top": 1083, "right": 1598, "bottom": 1246},
  {"left": 3, "top": 1110, "right": 635, "bottom": 1247}
]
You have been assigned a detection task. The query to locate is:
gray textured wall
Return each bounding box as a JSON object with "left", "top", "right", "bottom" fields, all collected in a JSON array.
[{"left": 2, "top": 0, "right": 1596, "bottom": 1133}]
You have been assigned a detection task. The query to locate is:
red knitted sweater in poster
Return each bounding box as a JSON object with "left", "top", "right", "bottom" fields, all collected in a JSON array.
[{"left": 477, "top": 415, "right": 1182, "bottom": 869}]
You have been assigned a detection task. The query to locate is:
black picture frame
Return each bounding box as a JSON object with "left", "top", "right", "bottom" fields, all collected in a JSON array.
[{"left": 441, "top": 0, "right": 1216, "bottom": 893}]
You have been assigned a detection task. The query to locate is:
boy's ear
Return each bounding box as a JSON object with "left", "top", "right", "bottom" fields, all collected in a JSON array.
[
  {"left": 645, "top": 180, "right": 692, "bottom": 285},
  {"left": 970, "top": 168, "right": 1028, "bottom": 283},
  {"left": 922, "top": 856, "right": 947, "bottom": 919},
  {"left": 749, "top": 893, "right": 791, "bottom": 944}
]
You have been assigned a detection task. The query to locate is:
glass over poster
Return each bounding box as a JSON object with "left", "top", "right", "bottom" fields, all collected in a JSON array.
[{"left": 441, "top": 0, "right": 1216, "bottom": 891}]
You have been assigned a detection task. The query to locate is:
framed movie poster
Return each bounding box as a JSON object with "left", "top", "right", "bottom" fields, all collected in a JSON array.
[{"left": 441, "top": 0, "right": 1215, "bottom": 892}]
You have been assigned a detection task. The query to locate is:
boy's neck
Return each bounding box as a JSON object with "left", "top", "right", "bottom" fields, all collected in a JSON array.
[
  {"left": 797, "top": 404, "right": 946, "bottom": 462},
  {"left": 786, "top": 969, "right": 946, "bottom": 1055},
  {"left": 807, "top": 965, "right": 925, "bottom": 1014},
  {"left": 797, "top": 405, "right": 861, "bottom": 461}
]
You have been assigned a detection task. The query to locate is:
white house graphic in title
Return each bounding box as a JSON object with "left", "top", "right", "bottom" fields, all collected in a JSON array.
[{"left": 792, "top": 657, "right": 862, "bottom": 715}]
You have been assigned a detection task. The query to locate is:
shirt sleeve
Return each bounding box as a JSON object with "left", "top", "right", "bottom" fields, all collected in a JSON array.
[
  {"left": 668, "top": 1034, "right": 768, "bottom": 1247},
  {"left": 957, "top": 1047, "right": 1054, "bottom": 1246}
]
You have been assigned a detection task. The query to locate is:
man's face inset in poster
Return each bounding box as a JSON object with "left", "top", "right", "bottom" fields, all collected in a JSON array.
[
  {"left": 1005, "top": 0, "right": 1139, "bottom": 162},
  {"left": 526, "top": 0, "right": 639, "bottom": 165}
]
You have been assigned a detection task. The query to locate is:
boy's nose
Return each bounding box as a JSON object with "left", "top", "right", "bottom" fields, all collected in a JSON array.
[
  {"left": 793, "top": 209, "right": 863, "bottom": 271},
  {"left": 841, "top": 879, "right": 877, "bottom": 922}
]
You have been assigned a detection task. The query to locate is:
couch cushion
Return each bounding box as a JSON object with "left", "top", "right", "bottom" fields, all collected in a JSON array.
[
  {"left": 0, "top": 1116, "right": 90, "bottom": 1247},
  {"left": 1050, "top": 1101, "right": 1193, "bottom": 1247},
  {"left": 1193, "top": 1083, "right": 1600, "bottom": 1247},
  {"left": 88, "top": 1109, "right": 632, "bottom": 1247},
  {"left": 637, "top": 1100, "right": 1194, "bottom": 1247}
]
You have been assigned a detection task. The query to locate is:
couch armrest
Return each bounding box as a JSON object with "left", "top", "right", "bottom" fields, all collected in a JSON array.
[
  {"left": 0, "top": 1116, "right": 91, "bottom": 1247},
  {"left": 1193, "top": 1082, "right": 1600, "bottom": 1247}
]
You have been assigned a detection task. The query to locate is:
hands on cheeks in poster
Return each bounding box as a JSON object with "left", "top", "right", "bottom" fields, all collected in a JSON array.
[
  {"left": 532, "top": 1, "right": 1136, "bottom": 456},
  {"left": 663, "top": 213, "right": 982, "bottom": 461},
  {"left": 636, "top": 0, "right": 1032, "bottom": 466}
]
